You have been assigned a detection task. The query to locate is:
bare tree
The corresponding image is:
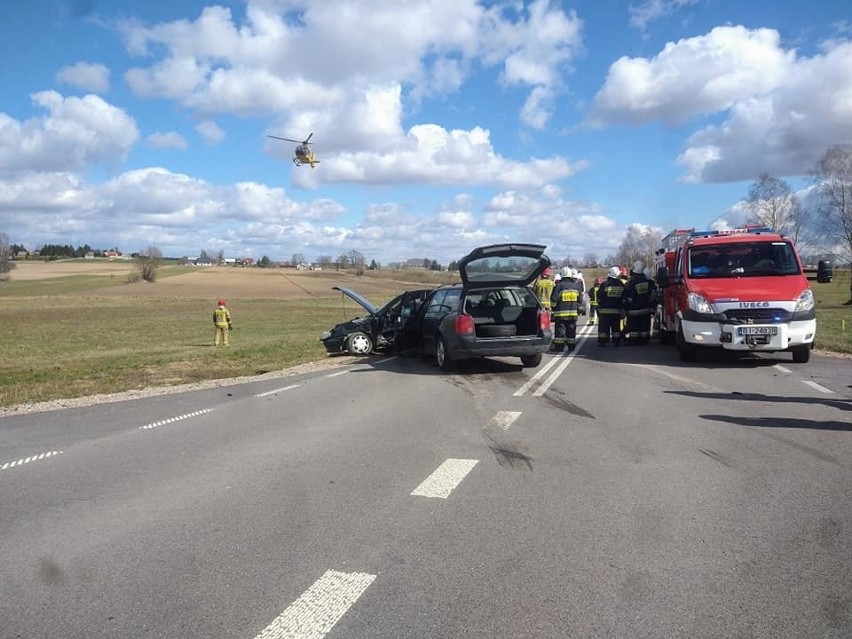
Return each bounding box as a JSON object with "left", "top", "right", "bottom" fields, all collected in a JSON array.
[
  {"left": 291, "top": 252, "right": 306, "bottom": 267},
  {"left": 615, "top": 224, "right": 661, "bottom": 270},
  {"left": 346, "top": 249, "right": 366, "bottom": 276},
  {"left": 746, "top": 173, "right": 800, "bottom": 235},
  {"left": 811, "top": 144, "right": 852, "bottom": 303},
  {"left": 0, "top": 232, "right": 16, "bottom": 279},
  {"left": 582, "top": 252, "right": 599, "bottom": 268},
  {"left": 137, "top": 245, "right": 163, "bottom": 283}
]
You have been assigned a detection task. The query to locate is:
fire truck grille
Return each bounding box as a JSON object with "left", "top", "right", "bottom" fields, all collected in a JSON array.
[{"left": 723, "top": 308, "right": 791, "bottom": 324}]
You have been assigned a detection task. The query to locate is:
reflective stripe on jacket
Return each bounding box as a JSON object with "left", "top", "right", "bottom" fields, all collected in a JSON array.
[{"left": 213, "top": 307, "right": 231, "bottom": 327}]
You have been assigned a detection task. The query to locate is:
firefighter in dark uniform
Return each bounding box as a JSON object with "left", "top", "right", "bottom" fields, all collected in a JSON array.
[
  {"left": 588, "top": 276, "right": 603, "bottom": 326},
  {"left": 597, "top": 267, "right": 626, "bottom": 347},
  {"left": 550, "top": 267, "right": 582, "bottom": 352},
  {"left": 623, "top": 261, "right": 653, "bottom": 345}
]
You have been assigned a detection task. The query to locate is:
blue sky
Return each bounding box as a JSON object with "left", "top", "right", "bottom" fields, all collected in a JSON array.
[{"left": 1, "top": 0, "right": 850, "bottom": 265}]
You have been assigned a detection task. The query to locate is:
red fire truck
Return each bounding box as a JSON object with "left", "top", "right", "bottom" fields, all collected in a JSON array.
[{"left": 654, "top": 226, "right": 816, "bottom": 363}]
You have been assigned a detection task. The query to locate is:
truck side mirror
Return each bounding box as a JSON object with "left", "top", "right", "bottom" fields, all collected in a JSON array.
[{"left": 656, "top": 266, "right": 669, "bottom": 288}]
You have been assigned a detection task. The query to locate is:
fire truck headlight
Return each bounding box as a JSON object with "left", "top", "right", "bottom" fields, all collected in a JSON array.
[
  {"left": 794, "top": 288, "right": 814, "bottom": 312},
  {"left": 687, "top": 292, "right": 713, "bottom": 314}
]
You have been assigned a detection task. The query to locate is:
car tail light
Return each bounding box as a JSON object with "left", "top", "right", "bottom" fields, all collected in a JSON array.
[
  {"left": 455, "top": 314, "right": 475, "bottom": 336},
  {"left": 538, "top": 309, "right": 551, "bottom": 331}
]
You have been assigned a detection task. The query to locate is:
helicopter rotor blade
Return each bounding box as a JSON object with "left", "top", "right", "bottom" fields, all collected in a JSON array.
[
  {"left": 267, "top": 135, "right": 303, "bottom": 143},
  {"left": 304, "top": 132, "right": 314, "bottom": 144}
]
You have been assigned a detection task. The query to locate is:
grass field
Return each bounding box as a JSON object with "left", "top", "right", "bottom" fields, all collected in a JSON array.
[{"left": 0, "top": 260, "right": 849, "bottom": 409}]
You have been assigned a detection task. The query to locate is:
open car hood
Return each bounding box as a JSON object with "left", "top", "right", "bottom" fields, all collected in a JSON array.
[
  {"left": 458, "top": 243, "right": 550, "bottom": 287},
  {"left": 332, "top": 286, "right": 376, "bottom": 315}
]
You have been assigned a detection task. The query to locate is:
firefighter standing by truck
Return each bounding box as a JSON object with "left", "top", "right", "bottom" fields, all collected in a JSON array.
[
  {"left": 622, "top": 261, "right": 653, "bottom": 345},
  {"left": 213, "top": 298, "right": 233, "bottom": 346},
  {"left": 550, "top": 267, "right": 582, "bottom": 352},
  {"left": 597, "top": 267, "right": 626, "bottom": 347}
]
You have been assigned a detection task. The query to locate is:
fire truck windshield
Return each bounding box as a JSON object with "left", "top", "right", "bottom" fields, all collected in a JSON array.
[{"left": 688, "top": 242, "right": 800, "bottom": 278}]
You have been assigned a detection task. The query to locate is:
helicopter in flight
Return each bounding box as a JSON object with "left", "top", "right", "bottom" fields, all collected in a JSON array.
[{"left": 267, "top": 133, "right": 319, "bottom": 168}]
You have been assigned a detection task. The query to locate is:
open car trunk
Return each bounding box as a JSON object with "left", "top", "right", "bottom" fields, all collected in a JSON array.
[{"left": 463, "top": 287, "right": 542, "bottom": 338}]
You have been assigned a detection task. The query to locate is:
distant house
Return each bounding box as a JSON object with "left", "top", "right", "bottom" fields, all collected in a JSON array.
[
  {"left": 105, "top": 250, "right": 120, "bottom": 260},
  {"left": 15, "top": 250, "right": 28, "bottom": 260},
  {"left": 404, "top": 258, "right": 430, "bottom": 269},
  {"left": 84, "top": 252, "right": 95, "bottom": 259}
]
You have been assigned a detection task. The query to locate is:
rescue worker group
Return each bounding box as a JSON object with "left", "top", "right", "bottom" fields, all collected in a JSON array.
[{"left": 534, "top": 261, "right": 657, "bottom": 352}]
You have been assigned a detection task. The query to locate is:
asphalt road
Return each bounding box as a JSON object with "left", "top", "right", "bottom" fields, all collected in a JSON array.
[{"left": 1, "top": 327, "right": 850, "bottom": 639}]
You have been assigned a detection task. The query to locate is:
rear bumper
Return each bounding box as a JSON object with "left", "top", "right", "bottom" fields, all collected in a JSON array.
[
  {"left": 680, "top": 319, "right": 816, "bottom": 351},
  {"left": 446, "top": 334, "right": 552, "bottom": 360}
]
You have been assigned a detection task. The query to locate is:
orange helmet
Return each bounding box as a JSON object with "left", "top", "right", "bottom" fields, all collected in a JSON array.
[
  {"left": 542, "top": 267, "right": 552, "bottom": 277},
  {"left": 218, "top": 298, "right": 226, "bottom": 306}
]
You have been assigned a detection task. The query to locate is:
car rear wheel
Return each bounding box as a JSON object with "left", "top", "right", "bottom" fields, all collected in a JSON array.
[
  {"left": 345, "top": 331, "right": 373, "bottom": 355},
  {"left": 435, "top": 336, "right": 454, "bottom": 371},
  {"left": 520, "top": 353, "right": 542, "bottom": 367}
]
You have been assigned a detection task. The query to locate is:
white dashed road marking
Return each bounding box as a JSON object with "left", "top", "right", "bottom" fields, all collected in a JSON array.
[
  {"left": 774, "top": 364, "right": 792, "bottom": 374},
  {"left": 324, "top": 371, "right": 349, "bottom": 379},
  {"left": 491, "top": 411, "right": 522, "bottom": 430},
  {"left": 803, "top": 380, "right": 835, "bottom": 394},
  {"left": 254, "top": 570, "right": 376, "bottom": 639},
  {"left": 140, "top": 408, "right": 213, "bottom": 430},
  {"left": 256, "top": 384, "right": 301, "bottom": 398},
  {"left": 1, "top": 450, "right": 63, "bottom": 471},
  {"left": 411, "top": 458, "right": 479, "bottom": 499}
]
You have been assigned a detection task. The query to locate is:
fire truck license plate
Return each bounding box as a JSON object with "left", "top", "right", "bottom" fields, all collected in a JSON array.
[{"left": 737, "top": 326, "right": 778, "bottom": 336}]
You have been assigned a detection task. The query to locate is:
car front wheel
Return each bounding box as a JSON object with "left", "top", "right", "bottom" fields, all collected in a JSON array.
[{"left": 345, "top": 331, "right": 373, "bottom": 355}]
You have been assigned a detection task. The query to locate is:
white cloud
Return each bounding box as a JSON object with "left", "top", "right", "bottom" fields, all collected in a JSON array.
[
  {"left": 290, "top": 123, "right": 584, "bottom": 190},
  {"left": 56, "top": 62, "right": 111, "bottom": 93},
  {"left": 590, "top": 26, "right": 852, "bottom": 183},
  {"left": 0, "top": 91, "right": 138, "bottom": 173},
  {"left": 121, "top": 0, "right": 582, "bottom": 129},
  {"left": 148, "top": 132, "right": 188, "bottom": 149},
  {"left": 195, "top": 120, "right": 225, "bottom": 144},
  {"left": 590, "top": 26, "right": 793, "bottom": 126},
  {"left": 677, "top": 40, "right": 852, "bottom": 183},
  {"left": 628, "top": 0, "right": 699, "bottom": 31}
]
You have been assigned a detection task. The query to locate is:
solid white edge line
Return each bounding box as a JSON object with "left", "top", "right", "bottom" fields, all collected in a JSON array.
[
  {"left": 325, "top": 371, "right": 349, "bottom": 378},
  {"left": 254, "top": 570, "right": 376, "bottom": 639},
  {"left": 532, "top": 326, "right": 593, "bottom": 396},
  {"left": 803, "top": 380, "right": 835, "bottom": 394},
  {"left": 411, "top": 458, "right": 479, "bottom": 499}
]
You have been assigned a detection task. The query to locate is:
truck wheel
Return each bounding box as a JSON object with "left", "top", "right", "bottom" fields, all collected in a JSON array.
[
  {"left": 676, "top": 324, "right": 697, "bottom": 362},
  {"left": 791, "top": 344, "right": 811, "bottom": 363}
]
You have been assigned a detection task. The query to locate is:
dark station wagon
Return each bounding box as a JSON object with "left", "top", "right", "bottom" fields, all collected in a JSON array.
[{"left": 406, "top": 243, "right": 553, "bottom": 370}]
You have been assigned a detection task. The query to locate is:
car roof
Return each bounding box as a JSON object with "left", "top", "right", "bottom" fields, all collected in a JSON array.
[{"left": 457, "top": 243, "right": 550, "bottom": 287}]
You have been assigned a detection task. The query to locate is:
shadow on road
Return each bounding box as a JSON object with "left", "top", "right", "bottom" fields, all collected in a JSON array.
[
  {"left": 665, "top": 389, "right": 852, "bottom": 413},
  {"left": 700, "top": 413, "right": 852, "bottom": 432}
]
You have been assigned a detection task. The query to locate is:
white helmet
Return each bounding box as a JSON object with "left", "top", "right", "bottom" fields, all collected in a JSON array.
[
  {"left": 561, "top": 266, "right": 572, "bottom": 278},
  {"left": 553, "top": 272, "right": 562, "bottom": 282},
  {"left": 644, "top": 266, "right": 653, "bottom": 278},
  {"left": 607, "top": 266, "right": 621, "bottom": 278},
  {"left": 632, "top": 260, "right": 645, "bottom": 274}
]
